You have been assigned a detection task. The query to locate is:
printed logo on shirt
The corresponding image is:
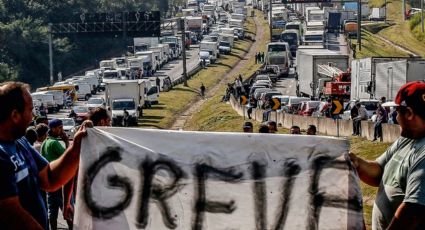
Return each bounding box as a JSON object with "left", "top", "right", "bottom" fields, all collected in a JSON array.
[{"left": 10, "top": 153, "right": 29, "bottom": 183}]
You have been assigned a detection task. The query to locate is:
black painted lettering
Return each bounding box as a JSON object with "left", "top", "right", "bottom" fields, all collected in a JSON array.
[
  {"left": 251, "top": 161, "right": 267, "bottom": 230},
  {"left": 307, "top": 155, "right": 362, "bottom": 230},
  {"left": 137, "top": 158, "right": 184, "bottom": 229},
  {"left": 273, "top": 158, "right": 301, "bottom": 230},
  {"left": 192, "top": 163, "right": 243, "bottom": 230},
  {"left": 83, "top": 147, "right": 134, "bottom": 219}
]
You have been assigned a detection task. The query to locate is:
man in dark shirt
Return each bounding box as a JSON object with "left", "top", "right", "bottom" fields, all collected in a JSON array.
[{"left": 0, "top": 82, "right": 87, "bottom": 229}]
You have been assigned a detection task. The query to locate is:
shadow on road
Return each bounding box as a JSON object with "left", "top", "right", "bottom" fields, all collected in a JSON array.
[
  {"left": 173, "top": 87, "right": 199, "bottom": 94},
  {"left": 211, "top": 62, "right": 233, "bottom": 69}
]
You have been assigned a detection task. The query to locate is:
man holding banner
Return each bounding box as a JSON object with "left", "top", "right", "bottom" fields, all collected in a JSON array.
[
  {"left": 0, "top": 82, "right": 88, "bottom": 229},
  {"left": 350, "top": 81, "right": 425, "bottom": 229}
]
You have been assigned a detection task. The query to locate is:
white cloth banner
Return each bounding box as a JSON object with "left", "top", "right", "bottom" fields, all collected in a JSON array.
[{"left": 74, "top": 128, "right": 364, "bottom": 230}]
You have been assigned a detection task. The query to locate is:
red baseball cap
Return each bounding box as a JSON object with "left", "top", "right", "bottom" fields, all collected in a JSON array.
[{"left": 390, "top": 81, "right": 425, "bottom": 117}]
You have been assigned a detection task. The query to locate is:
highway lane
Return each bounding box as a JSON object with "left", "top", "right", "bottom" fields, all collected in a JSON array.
[{"left": 153, "top": 44, "right": 200, "bottom": 82}]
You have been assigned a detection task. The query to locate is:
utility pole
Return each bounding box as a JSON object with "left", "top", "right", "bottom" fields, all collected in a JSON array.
[
  {"left": 421, "top": 0, "right": 424, "bottom": 33},
  {"left": 180, "top": 18, "right": 188, "bottom": 87},
  {"left": 357, "top": 0, "right": 362, "bottom": 51},
  {"left": 269, "top": 0, "right": 273, "bottom": 42},
  {"left": 384, "top": 0, "right": 387, "bottom": 24},
  {"left": 48, "top": 23, "right": 54, "bottom": 85},
  {"left": 402, "top": 0, "right": 406, "bottom": 21}
]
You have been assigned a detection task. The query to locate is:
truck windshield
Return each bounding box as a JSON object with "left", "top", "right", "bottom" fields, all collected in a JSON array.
[
  {"left": 304, "top": 35, "right": 323, "bottom": 41},
  {"left": 286, "top": 25, "right": 299, "bottom": 30},
  {"left": 219, "top": 42, "right": 230, "bottom": 47},
  {"left": 104, "top": 72, "right": 118, "bottom": 79},
  {"left": 113, "top": 101, "right": 136, "bottom": 110},
  {"left": 268, "top": 45, "right": 286, "bottom": 52},
  {"left": 281, "top": 33, "right": 297, "bottom": 46}
]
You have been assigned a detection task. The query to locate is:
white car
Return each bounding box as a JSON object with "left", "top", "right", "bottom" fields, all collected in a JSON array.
[
  {"left": 86, "top": 97, "right": 105, "bottom": 110},
  {"left": 61, "top": 118, "right": 76, "bottom": 139}
]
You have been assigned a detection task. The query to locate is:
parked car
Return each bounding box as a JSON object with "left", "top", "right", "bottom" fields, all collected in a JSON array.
[
  {"left": 87, "top": 97, "right": 106, "bottom": 110},
  {"left": 341, "top": 99, "right": 380, "bottom": 120},
  {"left": 72, "top": 105, "right": 90, "bottom": 124},
  {"left": 259, "top": 91, "right": 282, "bottom": 109},
  {"left": 249, "top": 85, "right": 266, "bottom": 97},
  {"left": 281, "top": 96, "right": 310, "bottom": 114},
  {"left": 61, "top": 118, "right": 77, "bottom": 139},
  {"left": 298, "top": 101, "right": 321, "bottom": 116}
]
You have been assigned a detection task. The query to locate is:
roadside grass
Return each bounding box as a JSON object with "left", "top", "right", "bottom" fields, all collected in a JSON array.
[
  {"left": 350, "top": 29, "right": 409, "bottom": 58},
  {"left": 368, "top": 0, "right": 385, "bottom": 8},
  {"left": 139, "top": 10, "right": 257, "bottom": 129},
  {"left": 184, "top": 9, "right": 271, "bottom": 131},
  {"left": 350, "top": 136, "right": 392, "bottom": 229},
  {"left": 372, "top": 0, "right": 425, "bottom": 56}
]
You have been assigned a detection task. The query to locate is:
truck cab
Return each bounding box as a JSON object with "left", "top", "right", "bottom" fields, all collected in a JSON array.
[
  {"left": 199, "top": 41, "right": 219, "bottom": 63},
  {"left": 105, "top": 80, "right": 145, "bottom": 126}
]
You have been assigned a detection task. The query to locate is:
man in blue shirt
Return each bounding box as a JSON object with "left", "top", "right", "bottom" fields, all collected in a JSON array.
[{"left": 0, "top": 82, "right": 88, "bottom": 229}]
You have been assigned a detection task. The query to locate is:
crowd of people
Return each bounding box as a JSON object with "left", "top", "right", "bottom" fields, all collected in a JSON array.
[
  {"left": 350, "top": 96, "right": 399, "bottom": 142},
  {"left": 255, "top": 52, "right": 265, "bottom": 64},
  {"left": 242, "top": 120, "right": 317, "bottom": 135},
  {"left": 0, "top": 81, "right": 424, "bottom": 230}
]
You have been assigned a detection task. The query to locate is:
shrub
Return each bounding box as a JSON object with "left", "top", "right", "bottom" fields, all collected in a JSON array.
[{"left": 409, "top": 13, "right": 422, "bottom": 30}]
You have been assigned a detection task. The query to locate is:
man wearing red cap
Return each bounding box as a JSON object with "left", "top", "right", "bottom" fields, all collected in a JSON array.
[{"left": 350, "top": 81, "right": 425, "bottom": 229}]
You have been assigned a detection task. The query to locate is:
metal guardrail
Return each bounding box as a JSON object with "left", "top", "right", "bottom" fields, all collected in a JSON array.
[{"left": 171, "top": 63, "right": 202, "bottom": 86}]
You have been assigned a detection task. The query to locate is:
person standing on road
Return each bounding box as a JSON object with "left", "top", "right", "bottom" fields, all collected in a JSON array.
[
  {"left": 34, "top": 123, "right": 49, "bottom": 152},
  {"left": 350, "top": 81, "right": 425, "bottom": 229},
  {"left": 352, "top": 103, "right": 368, "bottom": 136},
  {"left": 41, "top": 119, "right": 73, "bottom": 230},
  {"left": 0, "top": 82, "right": 87, "bottom": 230},
  {"left": 156, "top": 76, "right": 161, "bottom": 90},
  {"left": 200, "top": 83, "right": 206, "bottom": 97},
  {"left": 351, "top": 103, "right": 359, "bottom": 135},
  {"left": 373, "top": 103, "right": 388, "bottom": 142}
]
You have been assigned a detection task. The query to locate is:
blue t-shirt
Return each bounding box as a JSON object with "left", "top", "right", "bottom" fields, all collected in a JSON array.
[{"left": 0, "top": 137, "right": 49, "bottom": 229}]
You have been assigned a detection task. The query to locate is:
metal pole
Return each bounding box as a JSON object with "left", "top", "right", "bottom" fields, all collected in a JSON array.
[
  {"left": 357, "top": 0, "right": 362, "bottom": 51},
  {"left": 421, "top": 0, "right": 424, "bottom": 33},
  {"left": 384, "top": 0, "right": 387, "bottom": 24},
  {"left": 269, "top": 0, "right": 273, "bottom": 42},
  {"left": 180, "top": 18, "right": 188, "bottom": 87},
  {"left": 402, "top": 0, "right": 406, "bottom": 21},
  {"left": 48, "top": 23, "right": 54, "bottom": 85},
  {"left": 336, "top": 118, "right": 340, "bottom": 137}
]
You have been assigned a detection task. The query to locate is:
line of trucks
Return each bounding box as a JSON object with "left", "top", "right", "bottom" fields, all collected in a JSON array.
[
  {"left": 295, "top": 48, "right": 425, "bottom": 102},
  {"left": 198, "top": 11, "right": 245, "bottom": 63}
]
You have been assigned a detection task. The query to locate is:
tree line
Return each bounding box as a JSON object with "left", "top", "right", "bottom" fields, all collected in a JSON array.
[{"left": 0, "top": 0, "right": 183, "bottom": 88}]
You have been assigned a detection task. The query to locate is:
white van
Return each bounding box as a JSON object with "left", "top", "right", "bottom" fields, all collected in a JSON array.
[
  {"left": 74, "top": 83, "right": 92, "bottom": 101},
  {"left": 43, "top": 90, "right": 64, "bottom": 111},
  {"left": 31, "top": 92, "right": 57, "bottom": 113}
]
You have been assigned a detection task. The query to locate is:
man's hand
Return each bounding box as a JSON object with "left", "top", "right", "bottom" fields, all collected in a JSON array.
[
  {"left": 72, "top": 120, "right": 92, "bottom": 144},
  {"left": 63, "top": 202, "right": 74, "bottom": 222},
  {"left": 349, "top": 152, "right": 359, "bottom": 169},
  {"left": 348, "top": 152, "right": 382, "bottom": 187}
]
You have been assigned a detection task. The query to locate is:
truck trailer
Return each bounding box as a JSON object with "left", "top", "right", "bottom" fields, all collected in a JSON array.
[
  {"left": 104, "top": 80, "right": 145, "bottom": 126},
  {"left": 374, "top": 59, "right": 425, "bottom": 100},
  {"left": 296, "top": 49, "right": 349, "bottom": 99},
  {"left": 350, "top": 57, "right": 412, "bottom": 100}
]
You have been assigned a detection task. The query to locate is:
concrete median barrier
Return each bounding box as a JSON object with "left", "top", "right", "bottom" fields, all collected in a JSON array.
[{"left": 229, "top": 95, "right": 400, "bottom": 142}]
